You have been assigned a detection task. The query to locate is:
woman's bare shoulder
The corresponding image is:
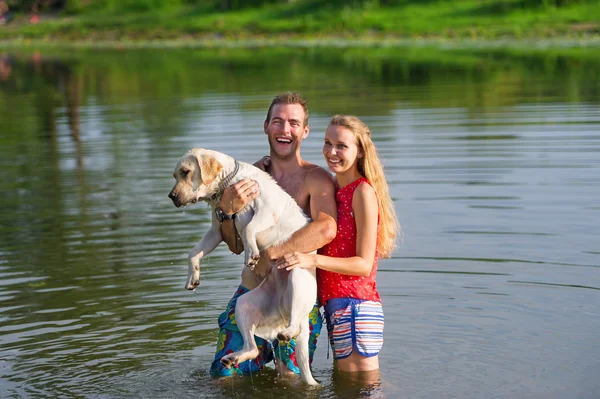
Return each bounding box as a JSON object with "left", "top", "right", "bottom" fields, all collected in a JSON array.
[{"left": 353, "top": 180, "right": 377, "bottom": 205}]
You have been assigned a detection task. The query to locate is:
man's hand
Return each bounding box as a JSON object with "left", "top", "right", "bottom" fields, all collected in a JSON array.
[
  {"left": 219, "top": 179, "right": 260, "bottom": 214},
  {"left": 219, "top": 179, "right": 259, "bottom": 254},
  {"left": 254, "top": 156, "right": 271, "bottom": 172}
]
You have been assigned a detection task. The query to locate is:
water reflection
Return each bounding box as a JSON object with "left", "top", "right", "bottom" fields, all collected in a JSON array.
[
  {"left": 327, "top": 368, "right": 385, "bottom": 399},
  {"left": 0, "top": 46, "right": 599, "bottom": 398},
  {"left": 0, "top": 53, "right": 13, "bottom": 81}
]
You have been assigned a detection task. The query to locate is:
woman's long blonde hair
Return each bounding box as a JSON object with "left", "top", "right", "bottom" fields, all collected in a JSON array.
[{"left": 329, "top": 115, "right": 400, "bottom": 258}]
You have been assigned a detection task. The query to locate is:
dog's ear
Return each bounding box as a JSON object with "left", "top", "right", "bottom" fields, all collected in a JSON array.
[{"left": 195, "top": 154, "right": 222, "bottom": 186}]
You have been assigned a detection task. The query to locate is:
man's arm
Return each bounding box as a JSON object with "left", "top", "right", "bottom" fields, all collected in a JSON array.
[
  {"left": 264, "top": 167, "right": 337, "bottom": 261},
  {"left": 276, "top": 182, "right": 378, "bottom": 276}
]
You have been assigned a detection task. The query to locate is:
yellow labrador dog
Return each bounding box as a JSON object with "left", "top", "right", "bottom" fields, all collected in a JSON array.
[{"left": 168, "top": 148, "right": 318, "bottom": 385}]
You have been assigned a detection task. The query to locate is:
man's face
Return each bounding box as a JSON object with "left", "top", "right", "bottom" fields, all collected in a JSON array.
[{"left": 264, "top": 103, "right": 309, "bottom": 160}]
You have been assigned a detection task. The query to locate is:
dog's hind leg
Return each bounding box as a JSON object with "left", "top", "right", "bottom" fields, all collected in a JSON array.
[
  {"left": 295, "top": 318, "right": 318, "bottom": 386},
  {"left": 277, "top": 269, "right": 317, "bottom": 342},
  {"left": 220, "top": 293, "right": 262, "bottom": 368}
]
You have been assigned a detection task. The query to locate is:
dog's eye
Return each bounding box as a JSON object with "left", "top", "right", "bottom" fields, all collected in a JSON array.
[{"left": 181, "top": 169, "right": 190, "bottom": 177}]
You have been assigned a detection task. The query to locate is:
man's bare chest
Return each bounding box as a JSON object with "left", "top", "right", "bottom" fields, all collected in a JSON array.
[{"left": 276, "top": 178, "right": 310, "bottom": 215}]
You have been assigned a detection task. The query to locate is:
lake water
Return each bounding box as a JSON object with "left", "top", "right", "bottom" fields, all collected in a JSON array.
[{"left": 0, "top": 45, "right": 599, "bottom": 398}]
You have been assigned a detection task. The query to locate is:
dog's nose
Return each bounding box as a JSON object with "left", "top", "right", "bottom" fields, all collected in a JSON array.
[{"left": 169, "top": 191, "right": 182, "bottom": 207}]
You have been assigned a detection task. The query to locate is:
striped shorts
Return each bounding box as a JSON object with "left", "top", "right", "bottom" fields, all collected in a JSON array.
[{"left": 324, "top": 298, "right": 384, "bottom": 359}]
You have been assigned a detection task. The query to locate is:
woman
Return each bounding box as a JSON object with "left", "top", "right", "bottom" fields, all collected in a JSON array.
[{"left": 277, "top": 114, "right": 400, "bottom": 372}]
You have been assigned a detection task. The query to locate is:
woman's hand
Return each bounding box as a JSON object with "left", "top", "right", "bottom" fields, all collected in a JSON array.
[
  {"left": 276, "top": 252, "right": 316, "bottom": 271},
  {"left": 219, "top": 179, "right": 259, "bottom": 214}
]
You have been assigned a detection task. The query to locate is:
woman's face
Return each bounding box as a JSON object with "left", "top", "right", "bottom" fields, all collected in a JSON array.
[{"left": 323, "top": 124, "right": 361, "bottom": 175}]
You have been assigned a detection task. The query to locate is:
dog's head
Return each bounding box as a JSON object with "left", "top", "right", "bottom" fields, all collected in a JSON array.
[{"left": 168, "top": 148, "right": 223, "bottom": 208}]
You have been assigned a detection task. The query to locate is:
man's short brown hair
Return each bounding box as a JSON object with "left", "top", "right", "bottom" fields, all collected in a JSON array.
[{"left": 265, "top": 92, "right": 309, "bottom": 127}]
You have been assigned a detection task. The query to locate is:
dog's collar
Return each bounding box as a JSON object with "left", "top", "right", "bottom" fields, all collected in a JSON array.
[{"left": 211, "top": 159, "right": 240, "bottom": 202}]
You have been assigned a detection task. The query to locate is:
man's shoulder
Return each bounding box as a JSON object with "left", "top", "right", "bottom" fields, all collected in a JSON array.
[{"left": 303, "top": 163, "right": 335, "bottom": 184}]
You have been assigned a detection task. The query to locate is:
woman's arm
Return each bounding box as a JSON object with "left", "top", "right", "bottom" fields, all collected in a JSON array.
[{"left": 276, "top": 182, "right": 378, "bottom": 277}]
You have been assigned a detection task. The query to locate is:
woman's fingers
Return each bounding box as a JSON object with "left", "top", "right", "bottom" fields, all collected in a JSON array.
[{"left": 276, "top": 253, "right": 297, "bottom": 269}]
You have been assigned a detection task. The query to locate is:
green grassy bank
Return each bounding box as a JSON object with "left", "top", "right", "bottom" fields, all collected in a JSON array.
[{"left": 1, "top": 0, "right": 599, "bottom": 45}]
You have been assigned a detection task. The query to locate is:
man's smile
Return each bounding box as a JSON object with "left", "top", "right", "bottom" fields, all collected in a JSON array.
[{"left": 276, "top": 137, "right": 292, "bottom": 144}]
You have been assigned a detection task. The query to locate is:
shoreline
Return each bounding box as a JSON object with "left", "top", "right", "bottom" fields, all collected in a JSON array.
[{"left": 2, "top": 35, "right": 600, "bottom": 50}]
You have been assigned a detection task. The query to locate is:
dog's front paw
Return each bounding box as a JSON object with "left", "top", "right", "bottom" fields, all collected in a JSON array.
[
  {"left": 246, "top": 254, "right": 260, "bottom": 271},
  {"left": 185, "top": 279, "right": 200, "bottom": 291},
  {"left": 185, "top": 266, "right": 201, "bottom": 290}
]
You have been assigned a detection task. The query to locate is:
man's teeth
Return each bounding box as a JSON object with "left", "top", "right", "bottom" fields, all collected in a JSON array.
[{"left": 276, "top": 138, "right": 292, "bottom": 143}]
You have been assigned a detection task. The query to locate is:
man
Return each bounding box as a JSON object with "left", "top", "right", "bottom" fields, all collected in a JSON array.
[{"left": 210, "top": 92, "right": 337, "bottom": 377}]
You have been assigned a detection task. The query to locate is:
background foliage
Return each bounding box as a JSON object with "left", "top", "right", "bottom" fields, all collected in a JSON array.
[{"left": 1, "top": 0, "right": 598, "bottom": 40}]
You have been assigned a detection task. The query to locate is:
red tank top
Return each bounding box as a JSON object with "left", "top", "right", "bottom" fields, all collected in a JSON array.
[{"left": 317, "top": 177, "right": 381, "bottom": 305}]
